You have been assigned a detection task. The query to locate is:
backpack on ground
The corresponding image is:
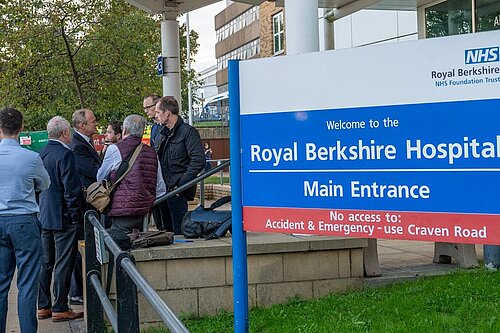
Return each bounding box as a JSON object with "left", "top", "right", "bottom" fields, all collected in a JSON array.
[{"left": 181, "top": 196, "right": 232, "bottom": 240}]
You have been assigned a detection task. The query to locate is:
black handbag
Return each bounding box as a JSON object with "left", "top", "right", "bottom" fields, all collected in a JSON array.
[{"left": 181, "top": 196, "right": 232, "bottom": 239}]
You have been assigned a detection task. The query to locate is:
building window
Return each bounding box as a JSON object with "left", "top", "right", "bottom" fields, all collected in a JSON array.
[
  {"left": 425, "top": 0, "right": 472, "bottom": 38},
  {"left": 216, "top": 39, "right": 260, "bottom": 70},
  {"left": 273, "top": 12, "right": 284, "bottom": 55},
  {"left": 216, "top": 6, "right": 259, "bottom": 42},
  {"left": 476, "top": 0, "right": 500, "bottom": 32},
  {"left": 425, "top": 0, "right": 500, "bottom": 38}
]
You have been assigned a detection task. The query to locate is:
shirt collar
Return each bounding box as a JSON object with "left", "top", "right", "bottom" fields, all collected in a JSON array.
[
  {"left": 0, "top": 138, "right": 21, "bottom": 146},
  {"left": 75, "top": 130, "right": 92, "bottom": 144},
  {"left": 49, "top": 139, "right": 70, "bottom": 150}
]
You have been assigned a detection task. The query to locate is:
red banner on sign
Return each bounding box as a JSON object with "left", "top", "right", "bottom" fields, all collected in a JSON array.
[{"left": 243, "top": 206, "right": 500, "bottom": 245}]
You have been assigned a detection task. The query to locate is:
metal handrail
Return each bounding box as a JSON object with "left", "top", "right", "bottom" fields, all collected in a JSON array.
[
  {"left": 121, "top": 259, "right": 189, "bottom": 332},
  {"left": 85, "top": 159, "right": 231, "bottom": 332},
  {"left": 153, "top": 159, "right": 230, "bottom": 207},
  {"left": 89, "top": 273, "right": 118, "bottom": 330},
  {"left": 85, "top": 211, "right": 189, "bottom": 333}
]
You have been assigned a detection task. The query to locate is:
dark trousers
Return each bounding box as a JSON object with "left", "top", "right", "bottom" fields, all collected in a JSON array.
[
  {"left": 0, "top": 214, "right": 41, "bottom": 333},
  {"left": 110, "top": 215, "right": 144, "bottom": 234},
  {"left": 38, "top": 223, "right": 78, "bottom": 312},
  {"left": 70, "top": 223, "right": 84, "bottom": 298},
  {"left": 152, "top": 201, "right": 173, "bottom": 232},
  {"left": 108, "top": 215, "right": 144, "bottom": 250},
  {"left": 167, "top": 195, "right": 188, "bottom": 235}
]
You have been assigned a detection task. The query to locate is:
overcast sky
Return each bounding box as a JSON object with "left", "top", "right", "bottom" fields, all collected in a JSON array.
[{"left": 179, "top": 1, "right": 226, "bottom": 72}]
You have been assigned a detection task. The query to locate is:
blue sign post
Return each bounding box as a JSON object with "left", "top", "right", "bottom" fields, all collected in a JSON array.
[
  {"left": 157, "top": 56, "right": 163, "bottom": 76},
  {"left": 229, "top": 60, "right": 249, "bottom": 333}
]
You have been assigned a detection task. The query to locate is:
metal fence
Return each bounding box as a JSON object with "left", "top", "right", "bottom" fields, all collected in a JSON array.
[
  {"left": 84, "top": 160, "right": 231, "bottom": 332},
  {"left": 192, "top": 106, "right": 229, "bottom": 124},
  {"left": 84, "top": 211, "right": 189, "bottom": 333},
  {"left": 199, "top": 158, "right": 230, "bottom": 207}
]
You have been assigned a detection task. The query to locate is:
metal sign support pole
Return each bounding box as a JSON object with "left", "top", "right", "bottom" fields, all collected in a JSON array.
[{"left": 229, "top": 59, "right": 249, "bottom": 333}]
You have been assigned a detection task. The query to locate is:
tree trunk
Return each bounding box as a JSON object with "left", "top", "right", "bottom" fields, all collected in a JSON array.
[{"left": 60, "top": 22, "right": 86, "bottom": 108}]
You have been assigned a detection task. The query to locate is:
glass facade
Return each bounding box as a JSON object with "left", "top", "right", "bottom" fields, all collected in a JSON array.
[
  {"left": 476, "top": 0, "right": 500, "bottom": 31},
  {"left": 425, "top": 0, "right": 500, "bottom": 38},
  {"left": 216, "top": 39, "right": 261, "bottom": 70},
  {"left": 216, "top": 6, "right": 259, "bottom": 42}
]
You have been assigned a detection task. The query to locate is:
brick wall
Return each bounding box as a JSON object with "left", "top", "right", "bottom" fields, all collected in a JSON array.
[{"left": 259, "top": 2, "right": 285, "bottom": 57}]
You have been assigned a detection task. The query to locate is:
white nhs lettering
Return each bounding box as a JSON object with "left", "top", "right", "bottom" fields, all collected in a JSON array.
[{"left": 465, "top": 47, "right": 499, "bottom": 64}]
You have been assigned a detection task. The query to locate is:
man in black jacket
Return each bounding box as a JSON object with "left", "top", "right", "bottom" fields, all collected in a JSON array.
[{"left": 155, "top": 96, "right": 205, "bottom": 234}]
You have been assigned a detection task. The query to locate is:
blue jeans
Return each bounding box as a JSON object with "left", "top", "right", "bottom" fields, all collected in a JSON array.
[{"left": 0, "top": 214, "right": 42, "bottom": 333}]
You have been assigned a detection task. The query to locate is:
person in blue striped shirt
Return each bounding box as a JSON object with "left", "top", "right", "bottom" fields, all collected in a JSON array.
[{"left": 0, "top": 107, "right": 50, "bottom": 333}]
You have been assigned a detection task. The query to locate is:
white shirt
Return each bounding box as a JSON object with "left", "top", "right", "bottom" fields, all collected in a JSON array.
[
  {"left": 97, "top": 143, "right": 166, "bottom": 198},
  {"left": 49, "top": 139, "right": 70, "bottom": 150},
  {"left": 74, "top": 130, "right": 93, "bottom": 147}
]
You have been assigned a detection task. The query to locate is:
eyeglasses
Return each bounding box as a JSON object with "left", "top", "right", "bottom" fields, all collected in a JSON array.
[{"left": 143, "top": 104, "right": 156, "bottom": 110}]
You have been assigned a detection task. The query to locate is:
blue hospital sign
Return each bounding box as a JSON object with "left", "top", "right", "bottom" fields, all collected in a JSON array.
[{"left": 235, "top": 30, "right": 500, "bottom": 245}]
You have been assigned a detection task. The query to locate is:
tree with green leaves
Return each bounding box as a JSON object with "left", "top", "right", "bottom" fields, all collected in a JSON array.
[{"left": 0, "top": 0, "right": 200, "bottom": 130}]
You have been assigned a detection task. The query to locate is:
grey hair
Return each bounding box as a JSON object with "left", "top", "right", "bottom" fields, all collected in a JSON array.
[
  {"left": 72, "top": 109, "right": 91, "bottom": 128},
  {"left": 47, "top": 116, "right": 71, "bottom": 139},
  {"left": 123, "top": 114, "right": 146, "bottom": 137}
]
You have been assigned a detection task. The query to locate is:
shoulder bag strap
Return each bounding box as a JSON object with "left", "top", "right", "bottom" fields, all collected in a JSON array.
[{"left": 108, "top": 143, "right": 143, "bottom": 193}]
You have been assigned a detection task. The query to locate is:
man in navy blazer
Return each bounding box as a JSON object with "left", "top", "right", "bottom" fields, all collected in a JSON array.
[
  {"left": 69, "top": 109, "right": 101, "bottom": 189},
  {"left": 68, "top": 108, "right": 101, "bottom": 305},
  {"left": 38, "top": 116, "right": 84, "bottom": 322}
]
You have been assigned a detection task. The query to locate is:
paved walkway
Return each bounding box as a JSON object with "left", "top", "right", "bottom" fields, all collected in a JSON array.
[
  {"left": 6, "top": 278, "right": 85, "bottom": 333},
  {"left": 5, "top": 239, "right": 484, "bottom": 332}
]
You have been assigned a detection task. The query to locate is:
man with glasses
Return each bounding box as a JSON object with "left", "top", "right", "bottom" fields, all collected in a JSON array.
[{"left": 143, "top": 94, "right": 162, "bottom": 147}]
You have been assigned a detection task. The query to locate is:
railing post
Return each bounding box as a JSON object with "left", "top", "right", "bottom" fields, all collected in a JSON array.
[
  {"left": 200, "top": 179, "right": 205, "bottom": 208},
  {"left": 84, "top": 210, "right": 106, "bottom": 333},
  {"left": 116, "top": 252, "right": 139, "bottom": 333},
  {"left": 218, "top": 160, "right": 223, "bottom": 185}
]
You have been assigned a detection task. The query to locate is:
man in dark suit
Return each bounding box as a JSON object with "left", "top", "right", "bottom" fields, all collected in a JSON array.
[
  {"left": 68, "top": 108, "right": 101, "bottom": 305},
  {"left": 70, "top": 109, "right": 101, "bottom": 188},
  {"left": 38, "top": 116, "right": 84, "bottom": 322}
]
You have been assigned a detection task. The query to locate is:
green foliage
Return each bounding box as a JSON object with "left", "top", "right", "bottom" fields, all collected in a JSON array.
[
  {"left": 203, "top": 175, "right": 229, "bottom": 185},
  {"left": 195, "top": 121, "right": 223, "bottom": 127},
  {"left": 0, "top": 0, "right": 199, "bottom": 130},
  {"left": 182, "top": 269, "right": 500, "bottom": 332}
]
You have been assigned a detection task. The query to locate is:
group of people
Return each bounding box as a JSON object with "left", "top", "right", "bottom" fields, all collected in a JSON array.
[{"left": 0, "top": 94, "right": 205, "bottom": 332}]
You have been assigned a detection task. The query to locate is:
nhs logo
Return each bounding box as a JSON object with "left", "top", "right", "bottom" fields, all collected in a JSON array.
[{"left": 464, "top": 46, "right": 499, "bottom": 64}]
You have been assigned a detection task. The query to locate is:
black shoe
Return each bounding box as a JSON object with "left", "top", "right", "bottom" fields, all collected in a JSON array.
[{"left": 69, "top": 296, "right": 83, "bottom": 305}]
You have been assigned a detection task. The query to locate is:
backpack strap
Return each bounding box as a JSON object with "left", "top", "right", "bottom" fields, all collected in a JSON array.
[
  {"left": 208, "top": 196, "right": 231, "bottom": 210},
  {"left": 108, "top": 143, "right": 143, "bottom": 193}
]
